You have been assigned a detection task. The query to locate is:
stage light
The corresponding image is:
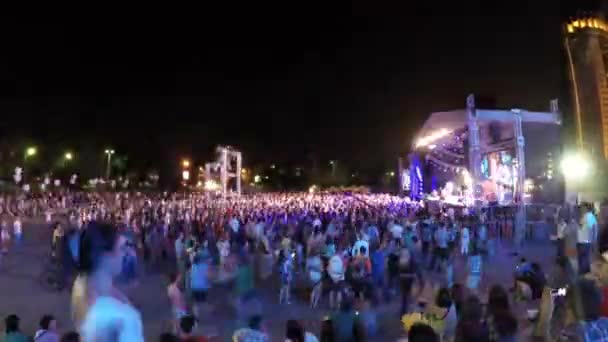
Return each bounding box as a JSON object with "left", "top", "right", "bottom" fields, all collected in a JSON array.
[
  {"left": 309, "top": 185, "right": 317, "bottom": 194},
  {"left": 204, "top": 180, "right": 219, "bottom": 191},
  {"left": 415, "top": 129, "right": 451, "bottom": 148},
  {"left": 560, "top": 153, "right": 591, "bottom": 180}
]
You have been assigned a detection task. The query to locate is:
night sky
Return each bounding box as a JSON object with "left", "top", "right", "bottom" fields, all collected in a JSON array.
[{"left": 0, "top": 2, "right": 597, "bottom": 174}]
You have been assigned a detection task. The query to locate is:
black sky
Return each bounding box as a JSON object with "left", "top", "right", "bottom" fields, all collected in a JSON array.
[{"left": 0, "top": 1, "right": 595, "bottom": 172}]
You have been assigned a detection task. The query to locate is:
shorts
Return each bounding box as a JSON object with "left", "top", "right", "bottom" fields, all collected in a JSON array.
[{"left": 192, "top": 290, "right": 207, "bottom": 303}]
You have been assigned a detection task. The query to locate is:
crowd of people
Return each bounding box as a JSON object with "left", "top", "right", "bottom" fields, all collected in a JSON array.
[{"left": 0, "top": 191, "right": 607, "bottom": 341}]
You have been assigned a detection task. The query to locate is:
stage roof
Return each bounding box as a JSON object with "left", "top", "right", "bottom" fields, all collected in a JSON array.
[{"left": 413, "top": 108, "right": 561, "bottom": 149}]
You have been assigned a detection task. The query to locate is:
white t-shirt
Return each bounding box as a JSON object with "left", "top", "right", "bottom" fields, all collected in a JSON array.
[
  {"left": 390, "top": 224, "right": 404, "bottom": 239},
  {"left": 328, "top": 255, "right": 345, "bottom": 282},
  {"left": 80, "top": 296, "right": 144, "bottom": 342},
  {"left": 307, "top": 256, "right": 323, "bottom": 283},
  {"left": 1, "top": 228, "right": 10, "bottom": 241},
  {"left": 461, "top": 227, "right": 470, "bottom": 241},
  {"left": 13, "top": 220, "right": 21, "bottom": 235}
]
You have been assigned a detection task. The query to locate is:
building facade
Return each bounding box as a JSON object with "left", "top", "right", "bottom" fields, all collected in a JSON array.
[{"left": 565, "top": 16, "right": 608, "bottom": 160}]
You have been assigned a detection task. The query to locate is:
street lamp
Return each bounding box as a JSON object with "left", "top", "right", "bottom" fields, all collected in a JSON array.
[
  {"left": 25, "top": 146, "right": 37, "bottom": 158},
  {"left": 182, "top": 159, "right": 190, "bottom": 168},
  {"left": 104, "top": 149, "right": 115, "bottom": 180},
  {"left": 182, "top": 170, "right": 190, "bottom": 181},
  {"left": 64, "top": 152, "right": 73, "bottom": 161}
]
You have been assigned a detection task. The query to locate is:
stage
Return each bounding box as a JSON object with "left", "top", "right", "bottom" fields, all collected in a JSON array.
[{"left": 405, "top": 94, "right": 563, "bottom": 207}]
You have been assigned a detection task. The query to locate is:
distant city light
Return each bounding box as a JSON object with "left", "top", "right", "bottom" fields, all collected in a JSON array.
[
  {"left": 270, "top": 164, "right": 276, "bottom": 169},
  {"left": 182, "top": 170, "right": 190, "bottom": 181},
  {"left": 254, "top": 175, "right": 261, "bottom": 183},
  {"left": 182, "top": 159, "right": 190, "bottom": 168}
]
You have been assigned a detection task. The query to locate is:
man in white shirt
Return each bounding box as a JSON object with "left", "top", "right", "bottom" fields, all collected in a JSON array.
[
  {"left": 390, "top": 220, "right": 404, "bottom": 239},
  {"left": 578, "top": 205, "right": 597, "bottom": 274}
]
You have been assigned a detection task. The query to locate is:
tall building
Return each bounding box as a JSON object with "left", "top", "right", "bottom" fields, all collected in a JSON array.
[{"left": 564, "top": 15, "right": 608, "bottom": 160}]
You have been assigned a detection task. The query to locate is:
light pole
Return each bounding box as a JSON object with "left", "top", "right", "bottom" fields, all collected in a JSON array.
[
  {"left": 63, "top": 151, "right": 73, "bottom": 169},
  {"left": 329, "top": 160, "right": 336, "bottom": 177},
  {"left": 181, "top": 159, "right": 191, "bottom": 187},
  {"left": 104, "top": 149, "right": 115, "bottom": 180}
]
